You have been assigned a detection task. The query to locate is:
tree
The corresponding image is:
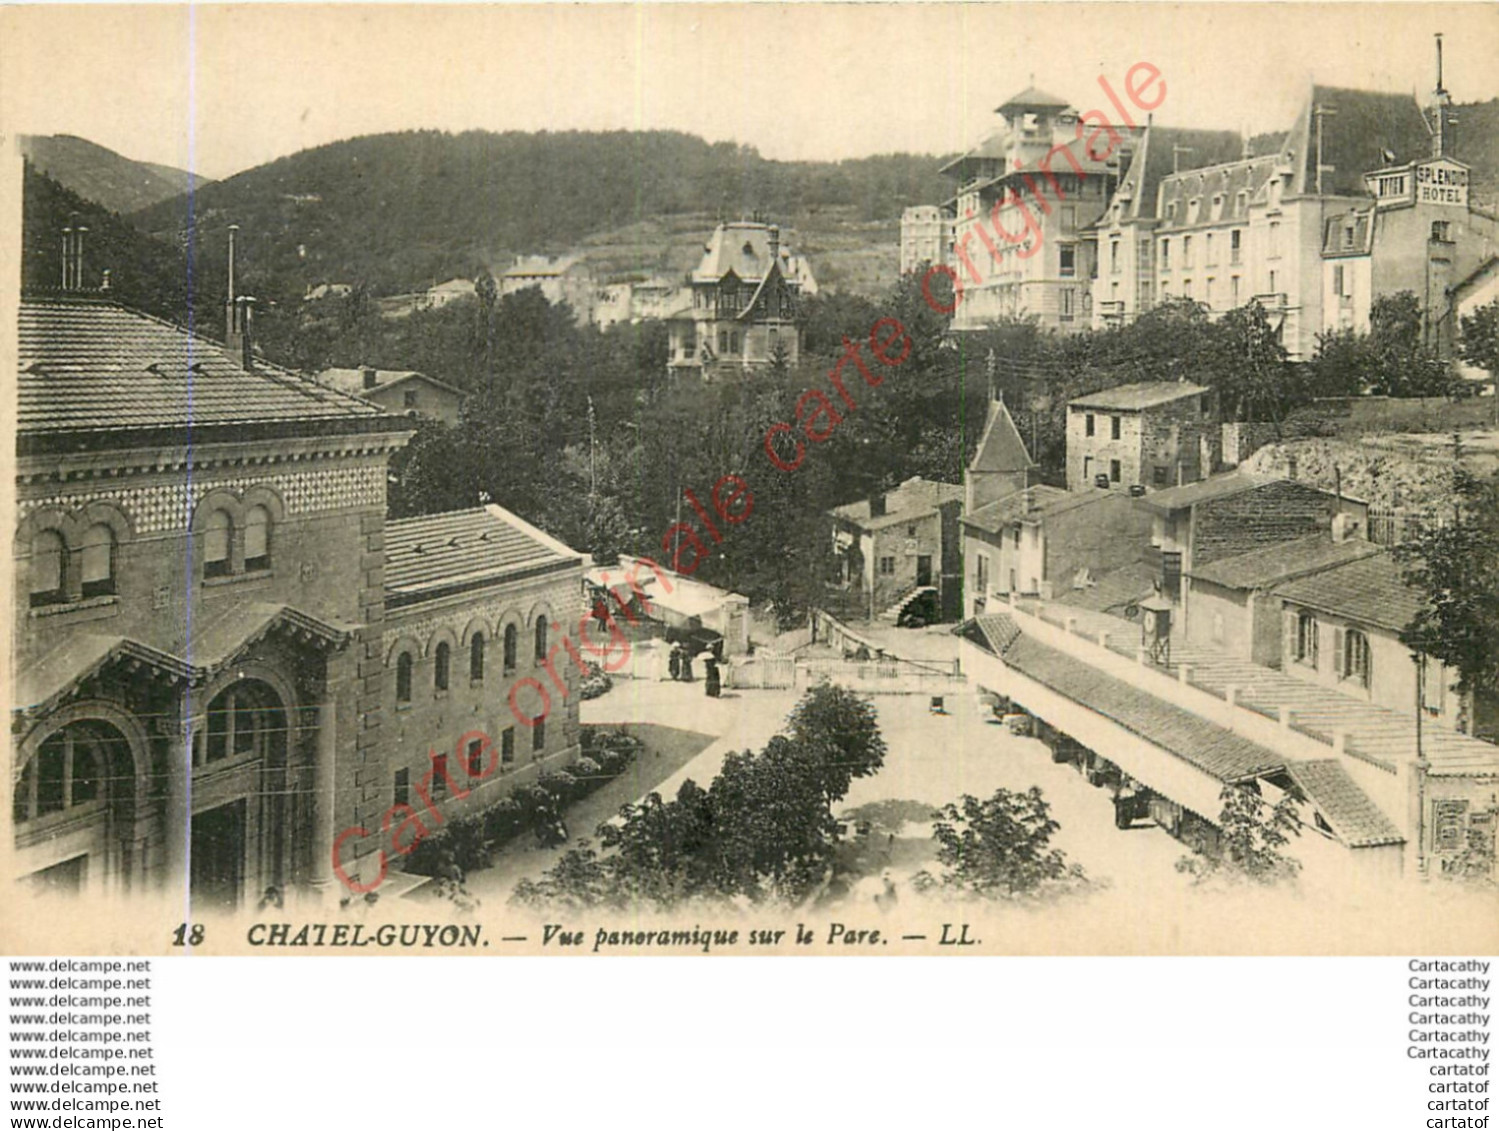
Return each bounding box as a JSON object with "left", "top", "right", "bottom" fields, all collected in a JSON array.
[
  {"left": 912, "top": 787, "right": 1085, "bottom": 898},
  {"left": 1458, "top": 298, "right": 1499, "bottom": 404},
  {"left": 1393, "top": 442, "right": 1499, "bottom": 734},
  {"left": 512, "top": 685, "right": 884, "bottom": 909},
  {"left": 784, "top": 683, "right": 887, "bottom": 803},
  {"left": 1176, "top": 785, "right": 1301, "bottom": 885}
]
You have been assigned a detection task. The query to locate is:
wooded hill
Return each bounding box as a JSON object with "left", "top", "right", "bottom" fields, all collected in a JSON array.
[
  {"left": 127, "top": 129, "right": 953, "bottom": 303},
  {"left": 20, "top": 134, "right": 210, "bottom": 216}
]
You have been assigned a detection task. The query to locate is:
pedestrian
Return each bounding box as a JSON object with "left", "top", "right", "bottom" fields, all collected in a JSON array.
[
  {"left": 668, "top": 642, "right": 682, "bottom": 681},
  {"left": 681, "top": 647, "right": 695, "bottom": 682},
  {"left": 704, "top": 655, "right": 721, "bottom": 699}
]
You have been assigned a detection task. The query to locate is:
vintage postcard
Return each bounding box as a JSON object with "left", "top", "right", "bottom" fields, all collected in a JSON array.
[{"left": 1, "top": 2, "right": 1496, "bottom": 957}]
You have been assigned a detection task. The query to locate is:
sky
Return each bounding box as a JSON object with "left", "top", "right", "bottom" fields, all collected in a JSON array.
[{"left": 2, "top": 3, "right": 1497, "bottom": 181}]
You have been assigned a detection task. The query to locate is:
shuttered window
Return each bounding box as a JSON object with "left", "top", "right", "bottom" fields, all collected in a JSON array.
[
  {"left": 79, "top": 524, "right": 115, "bottom": 597},
  {"left": 204, "top": 511, "right": 232, "bottom": 578},
  {"left": 30, "top": 530, "right": 66, "bottom": 606},
  {"left": 244, "top": 506, "right": 271, "bottom": 571}
]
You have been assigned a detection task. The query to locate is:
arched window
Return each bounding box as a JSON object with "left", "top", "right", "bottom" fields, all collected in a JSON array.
[
  {"left": 12, "top": 724, "right": 113, "bottom": 824},
  {"left": 199, "top": 683, "right": 285, "bottom": 769},
  {"left": 503, "top": 625, "right": 518, "bottom": 673},
  {"left": 244, "top": 505, "right": 271, "bottom": 572},
  {"left": 204, "top": 510, "right": 233, "bottom": 579},
  {"left": 396, "top": 652, "right": 414, "bottom": 704},
  {"left": 29, "top": 529, "right": 67, "bottom": 608},
  {"left": 534, "top": 615, "right": 548, "bottom": 663},
  {"left": 79, "top": 523, "right": 116, "bottom": 599},
  {"left": 434, "top": 642, "right": 451, "bottom": 692},
  {"left": 470, "top": 633, "right": 485, "bottom": 682}
]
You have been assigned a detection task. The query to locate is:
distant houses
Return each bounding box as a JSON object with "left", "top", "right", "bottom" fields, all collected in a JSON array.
[
  {"left": 316, "top": 366, "right": 464, "bottom": 425},
  {"left": 666, "top": 218, "right": 813, "bottom": 379}
]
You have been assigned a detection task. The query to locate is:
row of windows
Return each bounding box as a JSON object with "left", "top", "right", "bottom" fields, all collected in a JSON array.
[
  {"left": 393, "top": 618, "right": 549, "bottom": 704},
  {"left": 1292, "top": 612, "right": 1372, "bottom": 689},
  {"left": 1083, "top": 414, "right": 1124, "bottom": 441},
  {"left": 27, "top": 504, "right": 275, "bottom": 609},
  {"left": 1159, "top": 229, "right": 1246, "bottom": 272},
  {"left": 391, "top": 721, "right": 545, "bottom": 807}
]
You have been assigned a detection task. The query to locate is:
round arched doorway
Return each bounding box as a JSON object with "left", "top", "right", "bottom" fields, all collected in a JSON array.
[
  {"left": 13, "top": 717, "right": 138, "bottom": 895},
  {"left": 191, "top": 678, "right": 290, "bottom": 912}
]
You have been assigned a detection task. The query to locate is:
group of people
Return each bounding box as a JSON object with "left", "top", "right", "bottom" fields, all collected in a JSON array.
[{"left": 663, "top": 638, "right": 725, "bottom": 699}]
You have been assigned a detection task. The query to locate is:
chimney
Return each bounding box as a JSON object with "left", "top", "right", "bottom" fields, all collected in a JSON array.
[
  {"left": 869, "top": 494, "right": 887, "bottom": 519},
  {"left": 768, "top": 224, "right": 781, "bottom": 260},
  {"left": 60, "top": 214, "right": 87, "bottom": 291},
  {"left": 1431, "top": 32, "right": 1453, "bottom": 158},
  {"left": 234, "top": 296, "right": 256, "bottom": 371},
  {"left": 1286, "top": 454, "right": 1298, "bottom": 481},
  {"left": 225, "top": 225, "right": 240, "bottom": 347},
  {"left": 362, "top": 366, "right": 378, "bottom": 390}
]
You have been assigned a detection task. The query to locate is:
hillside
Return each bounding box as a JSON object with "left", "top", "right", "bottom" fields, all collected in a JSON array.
[
  {"left": 1452, "top": 98, "right": 1499, "bottom": 212},
  {"left": 21, "top": 163, "right": 201, "bottom": 324},
  {"left": 129, "top": 130, "right": 951, "bottom": 302},
  {"left": 19, "top": 134, "right": 211, "bottom": 216}
]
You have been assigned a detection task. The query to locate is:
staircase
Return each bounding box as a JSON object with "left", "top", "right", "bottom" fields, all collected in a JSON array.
[{"left": 879, "top": 585, "right": 936, "bottom": 624}]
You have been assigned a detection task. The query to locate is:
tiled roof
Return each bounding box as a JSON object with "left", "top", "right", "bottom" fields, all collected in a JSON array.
[
  {"left": 996, "top": 85, "right": 1071, "bottom": 112},
  {"left": 962, "top": 485, "right": 1094, "bottom": 533},
  {"left": 1055, "top": 559, "right": 1160, "bottom": 616},
  {"left": 1135, "top": 470, "right": 1277, "bottom": 512},
  {"left": 998, "top": 634, "right": 1287, "bottom": 783},
  {"left": 1157, "top": 156, "right": 1280, "bottom": 232},
  {"left": 969, "top": 613, "right": 1023, "bottom": 656},
  {"left": 969, "top": 399, "right": 1035, "bottom": 474},
  {"left": 692, "top": 222, "right": 792, "bottom": 285},
  {"left": 317, "top": 368, "right": 464, "bottom": 397},
  {"left": 1069, "top": 381, "right": 1210, "bottom": 412},
  {"left": 1189, "top": 532, "right": 1382, "bottom": 591},
  {"left": 831, "top": 477, "right": 964, "bottom": 528},
  {"left": 384, "top": 504, "right": 583, "bottom": 601},
  {"left": 939, "top": 132, "right": 1009, "bottom": 175},
  {"left": 1112, "top": 127, "right": 1245, "bottom": 224},
  {"left": 1285, "top": 759, "right": 1405, "bottom": 848},
  {"left": 18, "top": 298, "right": 385, "bottom": 434},
  {"left": 1286, "top": 86, "right": 1433, "bottom": 198},
  {"left": 1271, "top": 550, "right": 1427, "bottom": 633}
]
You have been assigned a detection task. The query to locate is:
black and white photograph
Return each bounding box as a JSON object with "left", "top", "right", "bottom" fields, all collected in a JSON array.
[{"left": 2, "top": 2, "right": 1497, "bottom": 958}]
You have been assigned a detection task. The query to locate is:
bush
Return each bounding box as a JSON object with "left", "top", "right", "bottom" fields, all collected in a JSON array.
[
  {"left": 580, "top": 661, "right": 613, "bottom": 700},
  {"left": 567, "top": 756, "right": 604, "bottom": 791},
  {"left": 481, "top": 797, "right": 527, "bottom": 845},
  {"left": 538, "top": 770, "right": 579, "bottom": 803}
]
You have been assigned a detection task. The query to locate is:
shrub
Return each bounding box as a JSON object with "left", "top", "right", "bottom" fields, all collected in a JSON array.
[
  {"left": 580, "top": 661, "right": 613, "bottom": 700},
  {"left": 567, "top": 756, "right": 604, "bottom": 793},
  {"left": 538, "top": 770, "right": 579, "bottom": 803},
  {"left": 481, "top": 796, "right": 527, "bottom": 846}
]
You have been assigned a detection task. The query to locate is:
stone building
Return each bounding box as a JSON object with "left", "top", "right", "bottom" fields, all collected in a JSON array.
[
  {"left": 11, "top": 288, "right": 586, "bottom": 907},
  {"left": 900, "top": 205, "right": 953, "bottom": 275},
  {"left": 665, "top": 219, "right": 808, "bottom": 379},
  {"left": 1065, "top": 381, "right": 1218, "bottom": 493},
  {"left": 1087, "top": 126, "right": 1245, "bottom": 327},
  {"left": 829, "top": 477, "right": 963, "bottom": 623},
  {"left": 316, "top": 367, "right": 465, "bottom": 425},
  {"left": 1149, "top": 85, "right": 1432, "bottom": 359},
  {"left": 941, "top": 85, "right": 1136, "bottom": 332}
]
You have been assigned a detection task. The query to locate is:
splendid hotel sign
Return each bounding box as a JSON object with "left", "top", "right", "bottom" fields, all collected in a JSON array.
[
  {"left": 1415, "top": 159, "right": 1468, "bottom": 206},
  {"left": 1370, "top": 158, "right": 1469, "bottom": 208}
]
